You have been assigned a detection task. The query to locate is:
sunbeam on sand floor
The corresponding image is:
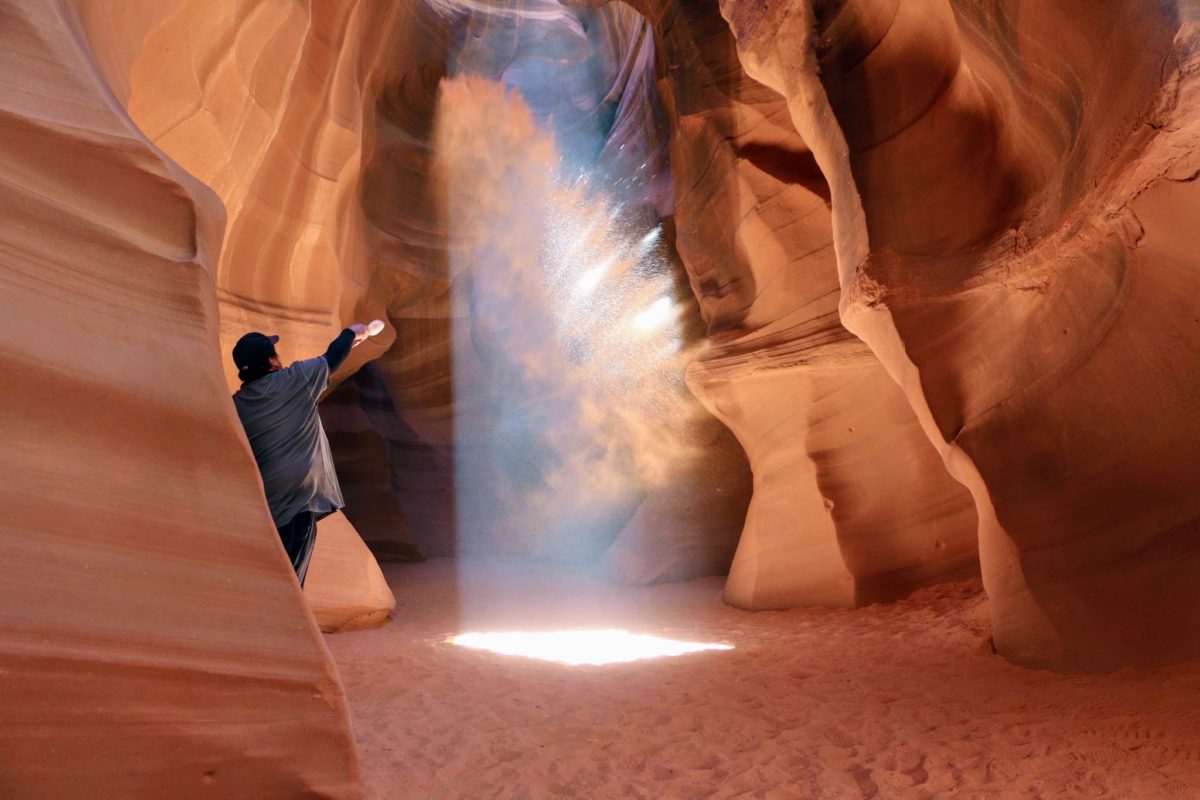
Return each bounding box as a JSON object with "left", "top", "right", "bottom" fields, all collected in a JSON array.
[
  {"left": 325, "top": 560, "right": 1200, "bottom": 799},
  {"left": 451, "top": 630, "right": 733, "bottom": 666}
]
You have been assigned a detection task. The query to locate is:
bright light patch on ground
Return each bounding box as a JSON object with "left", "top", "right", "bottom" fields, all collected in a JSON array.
[{"left": 451, "top": 629, "right": 733, "bottom": 665}]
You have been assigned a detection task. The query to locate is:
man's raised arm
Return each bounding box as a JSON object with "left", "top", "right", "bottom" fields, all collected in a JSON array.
[{"left": 323, "top": 320, "right": 385, "bottom": 372}]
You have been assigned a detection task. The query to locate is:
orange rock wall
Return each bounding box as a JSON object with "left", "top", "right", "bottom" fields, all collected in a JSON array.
[
  {"left": 82, "top": 0, "right": 429, "bottom": 383},
  {"left": 720, "top": 0, "right": 1200, "bottom": 669},
  {"left": 651, "top": 0, "right": 979, "bottom": 607},
  {"left": 306, "top": 512, "right": 397, "bottom": 632},
  {"left": 0, "top": 2, "right": 360, "bottom": 796},
  {"left": 84, "top": 0, "right": 455, "bottom": 557}
]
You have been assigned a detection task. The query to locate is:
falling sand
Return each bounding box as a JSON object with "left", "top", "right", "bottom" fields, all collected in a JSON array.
[
  {"left": 326, "top": 560, "right": 1200, "bottom": 799},
  {"left": 435, "top": 77, "right": 705, "bottom": 562}
]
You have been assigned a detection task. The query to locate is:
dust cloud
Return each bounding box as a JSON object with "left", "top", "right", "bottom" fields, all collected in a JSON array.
[{"left": 435, "top": 76, "right": 700, "bottom": 561}]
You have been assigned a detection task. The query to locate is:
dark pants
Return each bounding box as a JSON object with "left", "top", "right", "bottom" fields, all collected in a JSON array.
[{"left": 277, "top": 511, "right": 318, "bottom": 587}]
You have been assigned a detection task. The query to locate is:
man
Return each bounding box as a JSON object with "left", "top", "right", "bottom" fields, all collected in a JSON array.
[{"left": 231, "top": 323, "right": 373, "bottom": 585}]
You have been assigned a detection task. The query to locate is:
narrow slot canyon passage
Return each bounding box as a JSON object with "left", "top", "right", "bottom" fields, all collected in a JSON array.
[
  {"left": 5, "top": 1, "right": 1200, "bottom": 798},
  {"left": 326, "top": 561, "right": 1200, "bottom": 798}
]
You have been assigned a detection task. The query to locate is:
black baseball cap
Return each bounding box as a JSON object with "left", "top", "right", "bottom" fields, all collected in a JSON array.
[{"left": 232, "top": 332, "right": 279, "bottom": 380}]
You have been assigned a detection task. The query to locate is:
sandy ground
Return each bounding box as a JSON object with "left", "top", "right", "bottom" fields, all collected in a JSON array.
[{"left": 324, "top": 559, "right": 1200, "bottom": 799}]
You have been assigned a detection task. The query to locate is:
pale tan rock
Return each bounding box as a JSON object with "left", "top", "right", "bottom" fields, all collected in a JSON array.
[
  {"left": 0, "top": 2, "right": 360, "bottom": 796},
  {"left": 693, "top": 343, "right": 979, "bottom": 608},
  {"left": 83, "top": 0, "right": 435, "bottom": 385},
  {"left": 306, "top": 513, "right": 396, "bottom": 633}
]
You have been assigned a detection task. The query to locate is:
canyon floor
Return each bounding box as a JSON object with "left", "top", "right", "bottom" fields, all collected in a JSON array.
[{"left": 325, "top": 559, "right": 1200, "bottom": 799}]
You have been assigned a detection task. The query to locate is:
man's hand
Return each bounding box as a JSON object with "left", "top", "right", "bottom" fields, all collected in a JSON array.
[{"left": 349, "top": 320, "right": 385, "bottom": 348}]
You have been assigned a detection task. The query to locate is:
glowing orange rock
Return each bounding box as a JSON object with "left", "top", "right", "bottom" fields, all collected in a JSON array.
[
  {"left": 721, "top": 0, "right": 1200, "bottom": 669},
  {"left": 0, "top": 1, "right": 360, "bottom": 795}
]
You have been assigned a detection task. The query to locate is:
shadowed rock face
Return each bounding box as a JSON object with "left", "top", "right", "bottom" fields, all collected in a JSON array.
[
  {"left": 319, "top": 369, "right": 428, "bottom": 563},
  {"left": 720, "top": 0, "right": 1200, "bottom": 670},
  {"left": 0, "top": 2, "right": 360, "bottom": 796}
]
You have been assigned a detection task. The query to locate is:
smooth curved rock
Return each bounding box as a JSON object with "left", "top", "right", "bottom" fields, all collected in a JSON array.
[
  {"left": 306, "top": 512, "right": 397, "bottom": 632},
  {"left": 81, "top": 0, "right": 429, "bottom": 384},
  {"left": 721, "top": 0, "right": 1200, "bottom": 669},
  {"left": 652, "top": 0, "right": 978, "bottom": 607},
  {"left": 0, "top": 2, "right": 360, "bottom": 796},
  {"left": 82, "top": 0, "right": 435, "bottom": 555}
]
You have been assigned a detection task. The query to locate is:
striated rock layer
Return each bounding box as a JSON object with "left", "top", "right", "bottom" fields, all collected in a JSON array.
[
  {"left": 82, "top": 0, "right": 423, "bottom": 383},
  {"left": 0, "top": 2, "right": 360, "bottom": 797},
  {"left": 645, "top": 0, "right": 979, "bottom": 607},
  {"left": 84, "top": 1, "right": 458, "bottom": 562},
  {"left": 721, "top": 0, "right": 1200, "bottom": 669}
]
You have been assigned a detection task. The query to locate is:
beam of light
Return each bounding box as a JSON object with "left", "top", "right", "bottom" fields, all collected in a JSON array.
[
  {"left": 437, "top": 77, "right": 700, "bottom": 557},
  {"left": 637, "top": 226, "right": 661, "bottom": 252},
  {"left": 574, "top": 266, "right": 605, "bottom": 296},
  {"left": 631, "top": 296, "right": 674, "bottom": 332},
  {"left": 450, "top": 629, "right": 733, "bottom": 665},
  {"left": 570, "top": 247, "right": 623, "bottom": 298}
]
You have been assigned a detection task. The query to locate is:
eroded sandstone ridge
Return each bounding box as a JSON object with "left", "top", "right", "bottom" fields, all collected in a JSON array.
[
  {"left": 719, "top": 0, "right": 1200, "bottom": 669},
  {"left": 642, "top": 0, "right": 979, "bottom": 608},
  {"left": 0, "top": 2, "right": 360, "bottom": 796}
]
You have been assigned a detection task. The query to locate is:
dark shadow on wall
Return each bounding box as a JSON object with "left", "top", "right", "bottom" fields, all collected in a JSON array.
[{"left": 320, "top": 361, "right": 456, "bottom": 563}]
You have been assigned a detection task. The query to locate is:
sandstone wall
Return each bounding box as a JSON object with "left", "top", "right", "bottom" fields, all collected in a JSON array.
[
  {"left": 80, "top": 0, "right": 425, "bottom": 382},
  {"left": 0, "top": 2, "right": 360, "bottom": 795},
  {"left": 721, "top": 0, "right": 1200, "bottom": 669},
  {"left": 648, "top": 0, "right": 979, "bottom": 607},
  {"left": 306, "top": 512, "right": 397, "bottom": 632},
  {"left": 81, "top": 0, "right": 453, "bottom": 558}
]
